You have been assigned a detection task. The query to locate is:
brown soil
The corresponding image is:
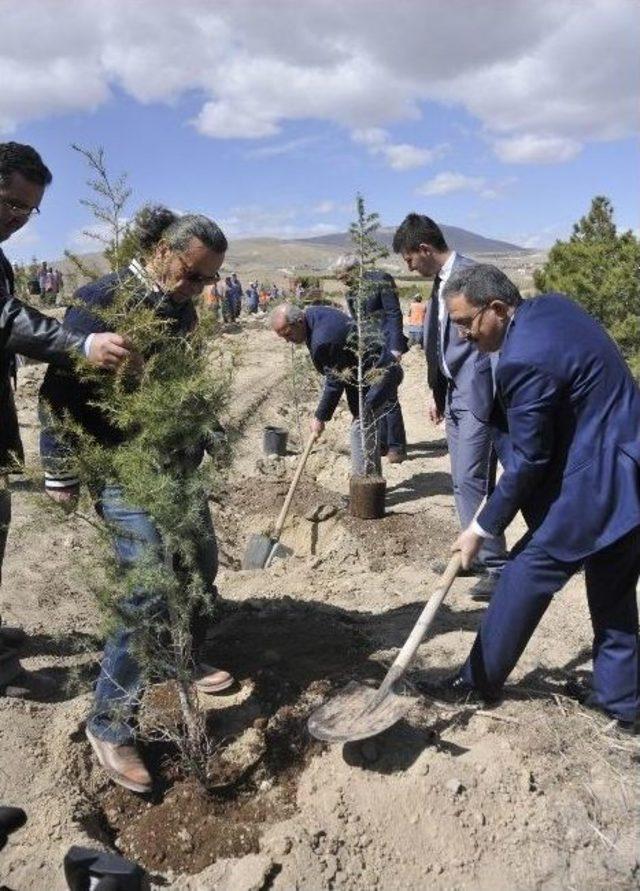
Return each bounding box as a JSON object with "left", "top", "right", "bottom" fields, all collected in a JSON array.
[{"left": 1, "top": 322, "right": 638, "bottom": 891}]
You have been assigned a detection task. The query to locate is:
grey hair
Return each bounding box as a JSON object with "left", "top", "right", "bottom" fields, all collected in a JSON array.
[
  {"left": 270, "top": 303, "right": 305, "bottom": 328},
  {"left": 442, "top": 264, "right": 522, "bottom": 308},
  {"left": 163, "top": 213, "right": 227, "bottom": 253},
  {"left": 331, "top": 254, "right": 358, "bottom": 275},
  {"left": 133, "top": 203, "right": 228, "bottom": 254}
]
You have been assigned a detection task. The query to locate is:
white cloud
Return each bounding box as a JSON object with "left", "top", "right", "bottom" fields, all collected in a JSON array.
[
  {"left": 313, "top": 200, "right": 336, "bottom": 214},
  {"left": 417, "top": 171, "right": 500, "bottom": 199},
  {"left": 0, "top": 0, "right": 637, "bottom": 164},
  {"left": 351, "top": 128, "right": 444, "bottom": 170},
  {"left": 217, "top": 204, "right": 340, "bottom": 239},
  {"left": 244, "top": 136, "right": 319, "bottom": 159},
  {"left": 493, "top": 134, "right": 581, "bottom": 164}
]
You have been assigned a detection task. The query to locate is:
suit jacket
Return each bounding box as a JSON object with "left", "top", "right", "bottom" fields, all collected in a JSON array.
[
  {"left": 424, "top": 252, "right": 491, "bottom": 415},
  {"left": 0, "top": 249, "right": 85, "bottom": 471},
  {"left": 477, "top": 293, "right": 640, "bottom": 562},
  {"left": 346, "top": 270, "right": 408, "bottom": 355},
  {"left": 304, "top": 305, "right": 394, "bottom": 422}
]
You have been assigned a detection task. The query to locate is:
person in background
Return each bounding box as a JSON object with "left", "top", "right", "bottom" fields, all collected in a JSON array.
[
  {"left": 230, "top": 272, "right": 243, "bottom": 318},
  {"left": 271, "top": 303, "right": 402, "bottom": 477},
  {"left": 407, "top": 293, "right": 426, "bottom": 347},
  {"left": 393, "top": 213, "right": 507, "bottom": 598},
  {"left": 245, "top": 281, "right": 259, "bottom": 314},
  {"left": 37, "top": 261, "right": 47, "bottom": 298},
  {"left": 333, "top": 254, "right": 408, "bottom": 464}
]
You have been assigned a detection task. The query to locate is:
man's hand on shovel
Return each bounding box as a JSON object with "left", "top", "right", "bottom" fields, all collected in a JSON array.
[{"left": 452, "top": 524, "right": 483, "bottom": 570}]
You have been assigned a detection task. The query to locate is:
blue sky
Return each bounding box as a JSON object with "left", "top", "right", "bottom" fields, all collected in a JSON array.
[{"left": 2, "top": 0, "right": 638, "bottom": 263}]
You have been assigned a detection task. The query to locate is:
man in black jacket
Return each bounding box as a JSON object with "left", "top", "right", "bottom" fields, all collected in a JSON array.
[{"left": 0, "top": 141, "right": 131, "bottom": 697}]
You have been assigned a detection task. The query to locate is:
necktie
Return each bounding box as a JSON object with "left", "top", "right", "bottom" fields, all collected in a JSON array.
[{"left": 424, "top": 273, "right": 442, "bottom": 391}]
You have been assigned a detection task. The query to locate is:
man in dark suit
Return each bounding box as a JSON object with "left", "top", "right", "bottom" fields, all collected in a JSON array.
[
  {"left": 271, "top": 303, "right": 401, "bottom": 476},
  {"left": 0, "top": 141, "right": 131, "bottom": 697},
  {"left": 334, "top": 255, "right": 409, "bottom": 463},
  {"left": 393, "top": 214, "right": 507, "bottom": 596},
  {"left": 443, "top": 264, "right": 640, "bottom": 731}
]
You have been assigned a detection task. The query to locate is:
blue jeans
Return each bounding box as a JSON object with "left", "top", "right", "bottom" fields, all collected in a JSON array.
[
  {"left": 88, "top": 485, "right": 218, "bottom": 744},
  {"left": 462, "top": 527, "right": 640, "bottom": 721}
]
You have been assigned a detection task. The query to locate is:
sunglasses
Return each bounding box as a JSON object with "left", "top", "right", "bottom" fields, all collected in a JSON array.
[{"left": 181, "top": 267, "right": 220, "bottom": 286}]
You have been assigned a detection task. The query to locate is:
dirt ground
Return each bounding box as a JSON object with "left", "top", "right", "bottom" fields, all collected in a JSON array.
[{"left": 0, "top": 318, "right": 638, "bottom": 891}]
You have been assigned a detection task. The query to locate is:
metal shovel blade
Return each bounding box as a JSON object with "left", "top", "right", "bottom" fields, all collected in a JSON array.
[
  {"left": 242, "top": 534, "right": 291, "bottom": 569},
  {"left": 241, "top": 533, "right": 276, "bottom": 569},
  {"left": 307, "top": 680, "right": 411, "bottom": 743}
]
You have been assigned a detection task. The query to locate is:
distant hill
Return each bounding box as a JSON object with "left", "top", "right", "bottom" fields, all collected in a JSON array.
[
  {"left": 55, "top": 225, "right": 539, "bottom": 293},
  {"left": 293, "top": 224, "right": 528, "bottom": 255}
]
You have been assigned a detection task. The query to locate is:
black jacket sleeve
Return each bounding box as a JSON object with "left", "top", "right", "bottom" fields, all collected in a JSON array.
[{"left": 0, "top": 291, "right": 86, "bottom": 365}]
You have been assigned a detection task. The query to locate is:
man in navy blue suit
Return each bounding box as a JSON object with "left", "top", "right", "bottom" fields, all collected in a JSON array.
[
  {"left": 333, "top": 255, "right": 408, "bottom": 463},
  {"left": 271, "top": 303, "right": 401, "bottom": 476},
  {"left": 442, "top": 264, "right": 640, "bottom": 731}
]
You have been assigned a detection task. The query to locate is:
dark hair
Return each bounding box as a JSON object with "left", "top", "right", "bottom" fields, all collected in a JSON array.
[
  {"left": 392, "top": 213, "right": 448, "bottom": 253},
  {"left": 442, "top": 264, "right": 522, "bottom": 308},
  {"left": 132, "top": 203, "right": 228, "bottom": 254},
  {"left": 0, "top": 142, "right": 52, "bottom": 188}
]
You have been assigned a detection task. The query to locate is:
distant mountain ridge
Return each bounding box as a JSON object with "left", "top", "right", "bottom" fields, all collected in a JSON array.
[{"left": 292, "top": 224, "right": 528, "bottom": 255}]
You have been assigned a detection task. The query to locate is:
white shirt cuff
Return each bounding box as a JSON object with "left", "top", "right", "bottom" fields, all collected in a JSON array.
[
  {"left": 83, "top": 333, "right": 94, "bottom": 358},
  {"left": 472, "top": 518, "right": 493, "bottom": 539}
]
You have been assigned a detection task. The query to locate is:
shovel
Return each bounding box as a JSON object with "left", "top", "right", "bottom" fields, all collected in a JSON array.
[
  {"left": 242, "top": 430, "right": 319, "bottom": 570},
  {"left": 308, "top": 552, "right": 462, "bottom": 743}
]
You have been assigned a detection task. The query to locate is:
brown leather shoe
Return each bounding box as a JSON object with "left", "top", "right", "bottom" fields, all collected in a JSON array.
[
  {"left": 86, "top": 727, "right": 152, "bottom": 794},
  {"left": 386, "top": 449, "right": 407, "bottom": 464},
  {"left": 193, "top": 663, "right": 235, "bottom": 694}
]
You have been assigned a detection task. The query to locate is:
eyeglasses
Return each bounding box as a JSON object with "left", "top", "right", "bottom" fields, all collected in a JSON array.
[
  {"left": 184, "top": 271, "right": 219, "bottom": 285},
  {"left": 454, "top": 304, "right": 488, "bottom": 335},
  {"left": 0, "top": 196, "right": 41, "bottom": 218}
]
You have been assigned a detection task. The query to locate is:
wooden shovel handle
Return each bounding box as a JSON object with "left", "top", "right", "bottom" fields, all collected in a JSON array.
[
  {"left": 392, "top": 553, "right": 462, "bottom": 674},
  {"left": 272, "top": 431, "right": 319, "bottom": 539}
]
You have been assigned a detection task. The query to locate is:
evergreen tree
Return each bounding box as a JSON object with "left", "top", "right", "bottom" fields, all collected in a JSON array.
[
  {"left": 534, "top": 196, "right": 640, "bottom": 376},
  {"left": 347, "top": 194, "right": 389, "bottom": 477},
  {"left": 48, "top": 147, "right": 232, "bottom": 780}
]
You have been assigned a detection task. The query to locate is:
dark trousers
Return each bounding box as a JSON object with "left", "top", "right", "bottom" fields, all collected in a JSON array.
[
  {"left": 379, "top": 402, "right": 406, "bottom": 453},
  {"left": 377, "top": 365, "right": 406, "bottom": 453},
  {"left": 345, "top": 363, "right": 404, "bottom": 474},
  {"left": 462, "top": 525, "right": 640, "bottom": 721}
]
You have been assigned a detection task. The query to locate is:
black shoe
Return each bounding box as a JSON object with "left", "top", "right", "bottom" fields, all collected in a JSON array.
[
  {"left": 417, "top": 673, "right": 500, "bottom": 706},
  {"left": 468, "top": 574, "right": 499, "bottom": 601},
  {"left": 431, "top": 559, "right": 484, "bottom": 578},
  {"left": 564, "top": 679, "right": 638, "bottom": 735}
]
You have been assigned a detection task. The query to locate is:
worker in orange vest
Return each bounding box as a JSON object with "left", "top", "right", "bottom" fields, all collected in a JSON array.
[{"left": 407, "top": 293, "right": 426, "bottom": 347}]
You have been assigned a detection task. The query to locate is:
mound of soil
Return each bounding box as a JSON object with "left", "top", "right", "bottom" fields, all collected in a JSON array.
[
  {"left": 223, "top": 476, "right": 458, "bottom": 572},
  {"left": 79, "top": 600, "right": 377, "bottom": 875}
]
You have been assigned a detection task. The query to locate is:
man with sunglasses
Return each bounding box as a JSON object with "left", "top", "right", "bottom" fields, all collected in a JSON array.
[
  {"left": 39, "top": 204, "right": 234, "bottom": 792},
  {"left": 443, "top": 264, "right": 640, "bottom": 734},
  {"left": 0, "top": 142, "right": 132, "bottom": 698},
  {"left": 393, "top": 214, "right": 506, "bottom": 597}
]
